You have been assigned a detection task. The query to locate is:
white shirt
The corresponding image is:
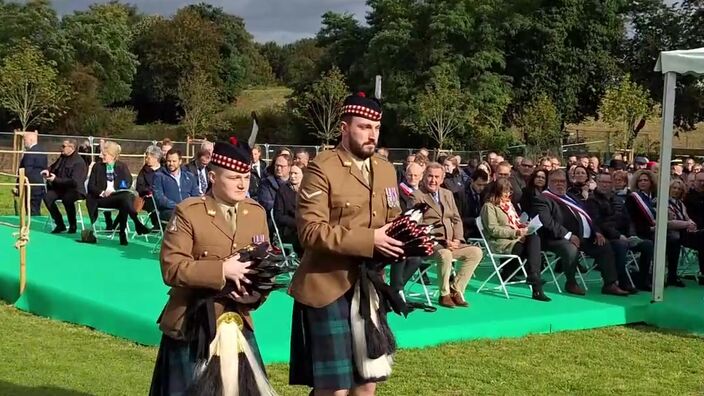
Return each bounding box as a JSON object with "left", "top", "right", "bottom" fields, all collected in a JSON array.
[{"left": 170, "top": 169, "right": 182, "bottom": 189}]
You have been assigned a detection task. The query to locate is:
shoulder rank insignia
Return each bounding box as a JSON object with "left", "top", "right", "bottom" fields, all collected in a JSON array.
[
  {"left": 207, "top": 209, "right": 217, "bottom": 216},
  {"left": 301, "top": 190, "right": 323, "bottom": 199}
]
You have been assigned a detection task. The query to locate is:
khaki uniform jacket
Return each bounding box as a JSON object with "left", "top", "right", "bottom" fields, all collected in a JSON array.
[
  {"left": 289, "top": 147, "right": 401, "bottom": 308},
  {"left": 157, "top": 194, "right": 269, "bottom": 340},
  {"left": 411, "top": 187, "right": 465, "bottom": 242}
]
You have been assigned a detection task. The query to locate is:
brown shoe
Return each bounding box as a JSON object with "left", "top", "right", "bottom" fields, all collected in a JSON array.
[
  {"left": 602, "top": 282, "right": 629, "bottom": 296},
  {"left": 439, "top": 294, "right": 455, "bottom": 308},
  {"left": 565, "top": 282, "right": 586, "bottom": 296},
  {"left": 450, "top": 289, "right": 469, "bottom": 307}
]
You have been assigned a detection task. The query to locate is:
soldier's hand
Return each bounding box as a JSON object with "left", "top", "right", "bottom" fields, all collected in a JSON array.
[
  {"left": 374, "top": 223, "right": 404, "bottom": 258},
  {"left": 223, "top": 254, "right": 253, "bottom": 293}
]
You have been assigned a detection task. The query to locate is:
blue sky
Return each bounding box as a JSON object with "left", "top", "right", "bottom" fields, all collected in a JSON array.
[{"left": 50, "top": 0, "right": 368, "bottom": 44}]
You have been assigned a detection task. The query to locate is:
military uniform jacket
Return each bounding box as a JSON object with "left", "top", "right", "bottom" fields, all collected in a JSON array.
[
  {"left": 158, "top": 194, "right": 269, "bottom": 340},
  {"left": 289, "top": 147, "right": 401, "bottom": 308}
]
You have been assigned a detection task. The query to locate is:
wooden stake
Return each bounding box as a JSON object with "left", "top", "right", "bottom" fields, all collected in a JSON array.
[{"left": 18, "top": 167, "right": 27, "bottom": 295}]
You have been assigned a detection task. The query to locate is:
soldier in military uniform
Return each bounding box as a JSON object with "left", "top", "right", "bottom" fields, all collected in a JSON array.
[
  {"left": 289, "top": 92, "right": 404, "bottom": 396},
  {"left": 149, "top": 138, "right": 271, "bottom": 396}
]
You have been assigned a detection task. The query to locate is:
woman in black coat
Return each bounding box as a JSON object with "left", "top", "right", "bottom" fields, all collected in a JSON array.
[
  {"left": 273, "top": 164, "right": 303, "bottom": 255},
  {"left": 520, "top": 169, "right": 548, "bottom": 217},
  {"left": 87, "top": 141, "right": 150, "bottom": 245}
]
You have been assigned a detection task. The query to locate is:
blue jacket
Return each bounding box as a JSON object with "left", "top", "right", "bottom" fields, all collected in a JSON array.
[
  {"left": 257, "top": 175, "right": 285, "bottom": 212},
  {"left": 152, "top": 167, "right": 200, "bottom": 211}
]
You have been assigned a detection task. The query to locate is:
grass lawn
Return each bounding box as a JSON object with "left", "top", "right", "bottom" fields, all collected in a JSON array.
[{"left": 1, "top": 303, "right": 703, "bottom": 396}]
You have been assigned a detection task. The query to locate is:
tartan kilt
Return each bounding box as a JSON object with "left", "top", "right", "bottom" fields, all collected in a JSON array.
[
  {"left": 289, "top": 291, "right": 383, "bottom": 390},
  {"left": 149, "top": 327, "right": 264, "bottom": 396}
]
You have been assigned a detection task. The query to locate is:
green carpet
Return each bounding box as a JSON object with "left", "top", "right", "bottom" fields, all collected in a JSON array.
[{"left": 1, "top": 218, "right": 703, "bottom": 364}]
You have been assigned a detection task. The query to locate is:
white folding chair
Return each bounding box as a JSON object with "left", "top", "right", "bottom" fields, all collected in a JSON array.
[
  {"left": 678, "top": 247, "right": 701, "bottom": 278},
  {"left": 475, "top": 218, "right": 529, "bottom": 299},
  {"left": 541, "top": 251, "right": 562, "bottom": 293},
  {"left": 44, "top": 199, "right": 86, "bottom": 231},
  {"left": 269, "top": 209, "right": 300, "bottom": 279},
  {"left": 402, "top": 266, "right": 434, "bottom": 307}
]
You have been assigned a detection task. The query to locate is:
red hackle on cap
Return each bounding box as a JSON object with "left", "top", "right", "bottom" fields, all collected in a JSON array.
[
  {"left": 229, "top": 136, "right": 238, "bottom": 145},
  {"left": 357, "top": 91, "right": 366, "bottom": 98}
]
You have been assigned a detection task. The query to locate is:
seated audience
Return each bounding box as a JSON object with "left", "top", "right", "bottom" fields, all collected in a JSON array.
[
  {"left": 258, "top": 152, "right": 291, "bottom": 212},
  {"left": 273, "top": 164, "right": 304, "bottom": 255},
  {"left": 480, "top": 178, "right": 550, "bottom": 301},
  {"left": 136, "top": 145, "right": 162, "bottom": 227},
  {"left": 666, "top": 179, "right": 704, "bottom": 286},
  {"left": 534, "top": 169, "right": 629, "bottom": 296},
  {"left": 185, "top": 146, "right": 213, "bottom": 195},
  {"left": 152, "top": 149, "right": 199, "bottom": 221},
  {"left": 86, "top": 141, "right": 150, "bottom": 245},
  {"left": 43, "top": 139, "right": 88, "bottom": 234},
  {"left": 511, "top": 158, "right": 534, "bottom": 204},
  {"left": 586, "top": 173, "right": 649, "bottom": 292},
  {"left": 454, "top": 169, "right": 489, "bottom": 240},
  {"left": 412, "top": 162, "right": 483, "bottom": 308}
]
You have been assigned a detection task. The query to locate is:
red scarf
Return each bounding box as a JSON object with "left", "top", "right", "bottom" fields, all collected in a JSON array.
[{"left": 499, "top": 201, "right": 523, "bottom": 230}]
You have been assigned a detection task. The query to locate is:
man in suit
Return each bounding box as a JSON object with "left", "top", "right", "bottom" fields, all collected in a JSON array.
[
  {"left": 248, "top": 144, "right": 268, "bottom": 200},
  {"left": 534, "top": 169, "right": 629, "bottom": 296},
  {"left": 152, "top": 149, "right": 200, "bottom": 221},
  {"left": 586, "top": 172, "right": 647, "bottom": 292},
  {"left": 413, "top": 162, "right": 483, "bottom": 308},
  {"left": 455, "top": 169, "right": 489, "bottom": 240},
  {"left": 43, "top": 139, "right": 88, "bottom": 234},
  {"left": 289, "top": 92, "right": 403, "bottom": 396},
  {"left": 150, "top": 138, "right": 272, "bottom": 395},
  {"left": 14, "top": 131, "right": 47, "bottom": 216},
  {"left": 184, "top": 147, "right": 212, "bottom": 196}
]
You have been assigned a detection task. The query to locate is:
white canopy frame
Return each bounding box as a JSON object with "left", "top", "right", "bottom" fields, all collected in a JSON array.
[{"left": 652, "top": 48, "right": 704, "bottom": 301}]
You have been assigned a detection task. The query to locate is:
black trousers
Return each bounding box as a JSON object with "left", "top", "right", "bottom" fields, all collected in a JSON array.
[
  {"left": 510, "top": 234, "right": 542, "bottom": 290},
  {"left": 667, "top": 231, "right": 704, "bottom": 280},
  {"left": 543, "top": 238, "right": 579, "bottom": 283},
  {"left": 86, "top": 192, "right": 141, "bottom": 233},
  {"left": 390, "top": 256, "right": 423, "bottom": 291},
  {"left": 580, "top": 238, "right": 619, "bottom": 284},
  {"left": 44, "top": 189, "right": 84, "bottom": 228}
]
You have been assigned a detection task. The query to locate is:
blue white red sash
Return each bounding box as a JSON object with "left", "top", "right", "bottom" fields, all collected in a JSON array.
[
  {"left": 630, "top": 191, "right": 655, "bottom": 226},
  {"left": 542, "top": 190, "right": 593, "bottom": 225},
  {"left": 398, "top": 182, "right": 414, "bottom": 196}
]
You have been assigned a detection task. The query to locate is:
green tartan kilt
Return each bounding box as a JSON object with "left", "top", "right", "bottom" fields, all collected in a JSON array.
[
  {"left": 149, "top": 327, "right": 263, "bottom": 396},
  {"left": 289, "top": 291, "right": 382, "bottom": 390}
]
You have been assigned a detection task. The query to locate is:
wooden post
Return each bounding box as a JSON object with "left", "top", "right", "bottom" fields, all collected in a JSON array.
[
  {"left": 12, "top": 130, "right": 21, "bottom": 174},
  {"left": 18, "top": 167, "right": 27, "bottom": 295}
]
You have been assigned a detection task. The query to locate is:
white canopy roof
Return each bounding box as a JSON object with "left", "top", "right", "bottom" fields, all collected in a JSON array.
[{"left": 654, "top": 47, "right": 704, "bottom": 75}]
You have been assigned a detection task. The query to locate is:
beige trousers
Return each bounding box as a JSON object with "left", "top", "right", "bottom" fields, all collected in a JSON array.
[{"left": 433, "top": 245, "right": 483, "bottom": 296}]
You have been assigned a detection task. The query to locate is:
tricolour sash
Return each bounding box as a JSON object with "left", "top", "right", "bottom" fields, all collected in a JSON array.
[
  {"left": 630, "top": 191, "right": 656, "bottom": 226},
  {"left": 542, "top": 190, "right": 593, "bottom": 225}
]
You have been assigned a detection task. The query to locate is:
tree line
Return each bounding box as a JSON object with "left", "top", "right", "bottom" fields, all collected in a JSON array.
[{"left": 0, "top": 0, "right": 702, "bottom": 155}]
